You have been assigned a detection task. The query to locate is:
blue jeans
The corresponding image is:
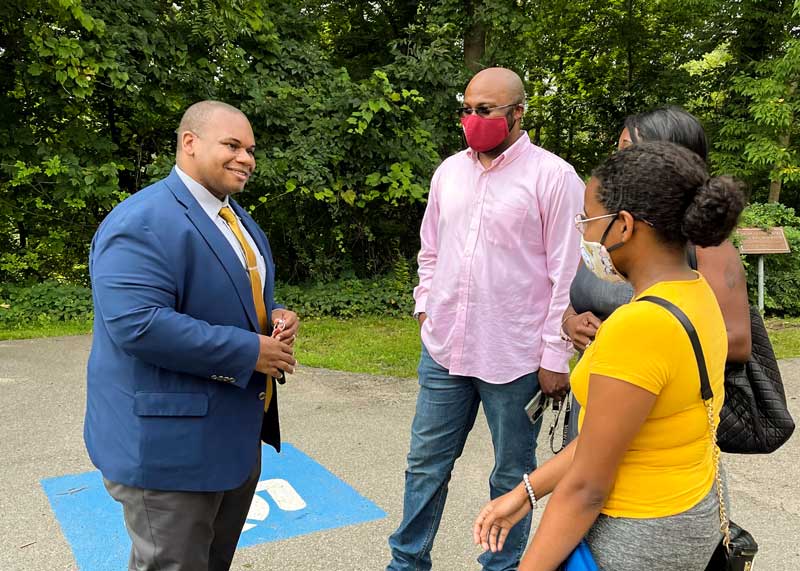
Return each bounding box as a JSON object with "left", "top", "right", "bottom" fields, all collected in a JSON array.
[{"left": 387, "top": 345, "right": 541, "bottom": 571}]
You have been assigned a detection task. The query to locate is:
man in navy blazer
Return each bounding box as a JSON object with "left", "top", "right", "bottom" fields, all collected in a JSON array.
[{"left": 85, "top": 100, "right": 298, "bottom": 570}]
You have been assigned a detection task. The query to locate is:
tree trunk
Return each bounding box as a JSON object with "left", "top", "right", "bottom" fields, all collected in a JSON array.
[
  {"left": 464, "top": 0, "right": 486, "bottom": 73},
  {"left": 768, "top": 177, "right": 782, "bottom": 203},
  {"left": 768, "top": 81, "right": 796, "bottom": 203},
  {"left": 768, "top": 133, "right": 790, "bottom": 202}
]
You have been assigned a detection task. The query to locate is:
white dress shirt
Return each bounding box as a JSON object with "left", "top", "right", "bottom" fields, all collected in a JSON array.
[{"left": 176, "top": 165, "right": 266, "bottom": 292}]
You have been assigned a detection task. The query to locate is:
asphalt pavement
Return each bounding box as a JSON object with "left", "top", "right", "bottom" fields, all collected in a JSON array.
[{"left": 0, "top": 334, "right": 798, "bottom": 570}]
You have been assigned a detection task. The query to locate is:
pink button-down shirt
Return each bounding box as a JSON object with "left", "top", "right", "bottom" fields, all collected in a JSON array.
[{"left": 414, "top": 133, "right": 584, "bottom": 383}]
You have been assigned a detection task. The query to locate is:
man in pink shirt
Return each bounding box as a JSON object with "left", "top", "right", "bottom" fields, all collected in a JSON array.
[{"left": 386, "top": 68, "right": 584, "bottom": 571}]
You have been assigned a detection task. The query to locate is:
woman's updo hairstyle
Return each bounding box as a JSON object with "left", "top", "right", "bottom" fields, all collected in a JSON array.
[{"left": 592, "top": 141, "right": 745, "bottom": 248}]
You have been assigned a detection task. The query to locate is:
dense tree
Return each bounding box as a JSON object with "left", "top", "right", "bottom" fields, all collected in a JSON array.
[
  {"left": 710, "top": 0, "right": 800, "bottom": 204},
  {"left": 1, "top": 0, "right": 797, "bottom": 285},
  {"left": 0, "top": 0, "right": 438, "bottom": 283}
]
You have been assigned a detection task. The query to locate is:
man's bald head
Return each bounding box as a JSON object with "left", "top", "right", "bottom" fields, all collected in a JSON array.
[
  {"left": 465, "top": 68, "right": 526, "bottom": 107},
  {"left": 174, "top": 100, "right": 256, "bottom": 199},
  {"left": 461, "top": 68, "right": 526, "bottom": 158},
  {"left": 176, "top": 100, "right": 247, "bottom": 142}
]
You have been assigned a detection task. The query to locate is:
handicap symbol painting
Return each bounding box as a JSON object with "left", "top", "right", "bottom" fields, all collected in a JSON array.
[{"left": 41, "top": 444, "right": 385, "bottom": 571}]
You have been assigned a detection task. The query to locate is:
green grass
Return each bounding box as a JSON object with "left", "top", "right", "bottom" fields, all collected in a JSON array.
[
  {"left": 3, "top": 316, "right": 800, "bottom": 377},
  {"left": 0, "top": 319, "right": 92, "bottom": 341},
  {"left": 765, "top": 317, "right": 800, "bottom": 360},
  {"left": 296, "top": 316, "right": 420, "bottom": 378}
]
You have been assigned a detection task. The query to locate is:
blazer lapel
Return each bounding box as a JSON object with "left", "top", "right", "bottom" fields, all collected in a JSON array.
[{"left": 165, "top": 170, "right": 260, "bottom": 332}]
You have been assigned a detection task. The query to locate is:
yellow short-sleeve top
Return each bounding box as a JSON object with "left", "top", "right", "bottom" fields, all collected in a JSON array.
[{"left": 570, "top": 274, "right": 726, "bottom": 518}]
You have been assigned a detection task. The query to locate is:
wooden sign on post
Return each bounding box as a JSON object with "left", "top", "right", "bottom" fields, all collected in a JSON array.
[
  {"left": 736, "top": 227, "right": 790, "bottom": 255},
  {"left": 735, "top": 227, "right": 791, "bottom": 313}
]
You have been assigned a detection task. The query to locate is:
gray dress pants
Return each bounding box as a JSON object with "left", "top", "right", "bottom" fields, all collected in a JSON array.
[{"left": 104, "top": 449, "right": 261, "bottom": 571}]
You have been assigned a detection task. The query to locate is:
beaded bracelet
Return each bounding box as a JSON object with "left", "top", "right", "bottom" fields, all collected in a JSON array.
[{"left": 522, "top": 473, "right": 538, "bottom": 510}]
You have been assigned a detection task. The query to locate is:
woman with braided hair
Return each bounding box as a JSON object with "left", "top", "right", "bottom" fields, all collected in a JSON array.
[{"left": 473, "top": 141, "right": 746, "bottom": 570}]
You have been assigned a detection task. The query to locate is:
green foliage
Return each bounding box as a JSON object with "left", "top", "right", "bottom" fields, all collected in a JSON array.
[
  {"left": 0, "top": 281, "right": 93, "bottom": 327},
  {"left": 0, "top": 272, "right": 414, "bottom": 329},
  {"left": 1, "top": 0, "right": 276, "bottom": 282},
  {"left": 275, "top": 273, "right": 414, "bottom": 319},
  {"left": 739, "top": 201, "right": 800, "bottom": 229},
  {"left": 246, "top": 65, "right": 439, "bottom": 280},
  {"left": 738, "top": 202, "right": 800, "bottom": 315},
  {"left": 3, "top": 0, "right": 800, "bottom": 319},
  {"left": 684, "top": 1, "right": 800, "bottom": 205},
  {"left": 0, "top": 0, "right": 438, "bottom": 284},
  {"left": 713, "top": 36, "right": 800, "bottom": 203},
  {"left": 467, "top": 0, "right": 724, "bottom": 172}
]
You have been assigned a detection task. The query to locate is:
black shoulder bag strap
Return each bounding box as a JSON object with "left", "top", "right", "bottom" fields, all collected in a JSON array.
[
  {"left": 637, "top": 295, "right": 713, "bottom": 401},
  {"left": 637, "top": 295, "right": 736, "bottom": 557}
]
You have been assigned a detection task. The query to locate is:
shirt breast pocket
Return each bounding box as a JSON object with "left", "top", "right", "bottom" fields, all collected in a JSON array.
[{"left": 483, "top": 203, "right": 529, "bottom": 248}]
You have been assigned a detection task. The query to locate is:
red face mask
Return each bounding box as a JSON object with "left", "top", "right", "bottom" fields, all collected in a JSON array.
[{"left": 460, "top": 113, "right": 510, "bottom": 152}]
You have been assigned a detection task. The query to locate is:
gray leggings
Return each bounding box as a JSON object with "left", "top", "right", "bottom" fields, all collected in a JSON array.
[{"left": 586, "top": 482, "right": 726, "bottom": 571}]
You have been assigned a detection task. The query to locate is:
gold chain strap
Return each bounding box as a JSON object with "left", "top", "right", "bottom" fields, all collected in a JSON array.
[{"left": 705, "top": 397, "right": 731, "bottom": 551}]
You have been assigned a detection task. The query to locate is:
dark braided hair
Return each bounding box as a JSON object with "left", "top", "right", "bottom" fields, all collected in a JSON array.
[{"left": 592, "top": 141, "right": 745, "bottom": 248}]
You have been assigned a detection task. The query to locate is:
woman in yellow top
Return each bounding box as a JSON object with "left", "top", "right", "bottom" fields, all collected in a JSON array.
[{"left": 472, "top": 140, "right": 746, "bottom": 570}]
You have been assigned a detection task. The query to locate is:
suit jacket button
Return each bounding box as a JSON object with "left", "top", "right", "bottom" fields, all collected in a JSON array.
[{"left": 258, "top": 391, "right": 266, "bottom": 400}]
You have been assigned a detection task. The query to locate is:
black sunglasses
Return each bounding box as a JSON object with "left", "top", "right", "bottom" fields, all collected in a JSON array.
[{"left": 457, "top": 103, "right": 520, "bottom": 118}]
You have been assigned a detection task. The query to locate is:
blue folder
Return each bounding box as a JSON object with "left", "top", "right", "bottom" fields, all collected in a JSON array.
[{"left": 562, "top": 540, "right": 599, "bottom": 571}]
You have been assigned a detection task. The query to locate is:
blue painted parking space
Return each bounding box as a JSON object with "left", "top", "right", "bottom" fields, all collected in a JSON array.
[{"left": 41, "top": 443, "right": 385, "bottom": 571}]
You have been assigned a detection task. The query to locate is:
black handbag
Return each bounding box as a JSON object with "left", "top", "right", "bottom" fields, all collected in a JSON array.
[
  {"left": 687, "top": 246, "right": 795, "bottom": 453},
  {"left": 638, "top": 296, "right": 759, "bottom": 571},
  {"left": 718, "top": 305, "right": 795, "bottom": 452},
  {"left": 706, "top": 522, "right": 759, "bottom": 571}
]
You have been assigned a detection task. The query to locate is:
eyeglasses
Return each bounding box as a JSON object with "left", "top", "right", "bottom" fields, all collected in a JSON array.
[
  {"left": 574, "top": 212, "right": 655, "bottom": 235},
  {"left": 457, "top": 103, "right": 521, "bottom": 117},
  {"left": 574, "top": 213, "right": 618, "bottom": 235}
]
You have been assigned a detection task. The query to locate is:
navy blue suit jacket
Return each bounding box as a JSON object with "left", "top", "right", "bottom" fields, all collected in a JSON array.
[{"left": 85, "top": 169, "right": 281, "bottom": 492}]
